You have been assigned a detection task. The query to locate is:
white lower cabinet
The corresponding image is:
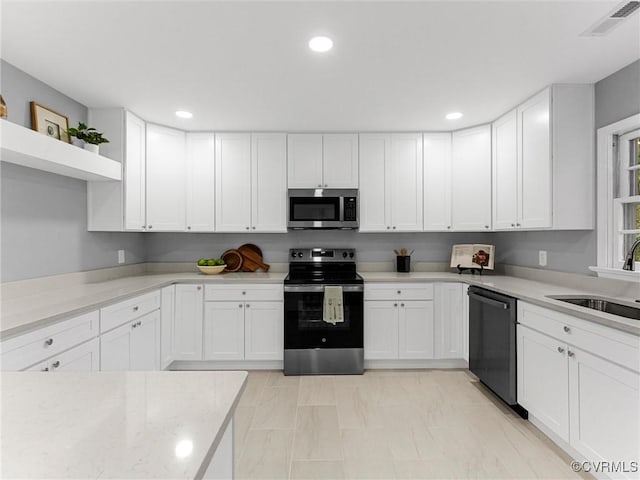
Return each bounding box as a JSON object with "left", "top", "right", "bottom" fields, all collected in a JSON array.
[
  {"left": 364, "top": 301, "right": 399, "bottom": 359},
  {"left": 204, "top": 302, "right": 245, "bottom": 360},
  {"left": 100, "top": 310, "right": 161, "bottom": 371},
  {"left": 160, "top": 285, "right": 176, "bottom": 369},
  {"left": 398, "top": 301, "right": 434, "bottom": 359},
  {"left": 517, "top": 302, "right": 639, "bottom": 479},
  {"left": 434, "top": 283, "right": 464, "bottom": 359},
  {"left": 27, "top": 338, "right": 100, "bottom": 372},
  {"left": 244, "top": 301, "right": 284, "bottom": 361},
  {"left": 174, "top": 284, "right": 204, "bottom": 361}
]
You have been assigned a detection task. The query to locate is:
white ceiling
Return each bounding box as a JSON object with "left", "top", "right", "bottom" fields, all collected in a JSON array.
[{"left": 2, "top": 1, "right": 639, "bottom": 131}]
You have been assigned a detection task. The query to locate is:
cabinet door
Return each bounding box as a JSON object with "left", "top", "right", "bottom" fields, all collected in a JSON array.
[
  {"left": 364, "top": 301, "right": 399, "bottom": 360},
  {"left": 215, "top": 133, "right": 252, "bottom": 232},
  {"left": 287, "top": 134, "right": 323, "bottom": 188},
  {"left": 323, "top": 134, "right": 358, "bottom": 188},
  {"left": 516, "top": 325, "right": 569, "bottom": 441},
  {"left": 451, "top": 125, "right": 492, "bottom": 231},
  {"left": 160, "top": 285, "right": 175, "bottom": 370},
  {"left": 100, "top": 322, "right": 133, "bottom": 371},
  {"left": 358, "top": 134, "right": 390, "bottom": 232},
  {"left": 492, "top": 110, "right": 518, "bottom": 230},
  {"left": 244, "top": 301, "right": 283, "bottom": 361},
  {"left": 423, "top": 133, "right": 452, "bottom": 231},
  {"left": 131, "top": 310, "right": 161, "bottom": 371},
  {"left": 518, "top": 88, "right": 552, "bottom": 229},
  {"left": 174, "top": 284, "right": 204, "bottom": 361},
  {"left": 398, "top": 300, "right": 434, "bottom": 360},
  {"left": 569, "top": 347, "right": 639, "bottom": 475},
  {"left": 461, "top": 284, "right": 469, "bottom": 363},
  {"left": 49, "top": 338, "right": 100, "bottom": 372},
  {"left": 146, "top": 124, "right": 186, "bottom": 231},
  {"left": 186, "top": 132, "right": 215, "bottom": 232},
  {"left": 390, "top": 134, "right": 423, "bottom": 231},
  {"left": 203, "top": 302, "right": 245, "bottom": 360},
  {"left": 125, "top": 111, "right": 147, "bottom": 231},
  {"left": 252, "top": 133, "right": 287, "bottom": 232},
  {"left": 434, "top": 283, "right": 463, "bottom": 359}
]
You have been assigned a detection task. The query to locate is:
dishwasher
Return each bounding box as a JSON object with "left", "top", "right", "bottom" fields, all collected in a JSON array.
[{"left": 467, "top": 286, "right": 527, "bottom": 417}]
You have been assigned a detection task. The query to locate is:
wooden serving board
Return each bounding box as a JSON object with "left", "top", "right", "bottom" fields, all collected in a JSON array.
[{"left": 238, "top": 244, "right": 270, "bottom": 272}]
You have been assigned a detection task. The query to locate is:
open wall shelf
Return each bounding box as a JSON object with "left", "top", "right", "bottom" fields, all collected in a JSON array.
[{"left": 0, "top": 119, "right": 122, "bottom": 181}]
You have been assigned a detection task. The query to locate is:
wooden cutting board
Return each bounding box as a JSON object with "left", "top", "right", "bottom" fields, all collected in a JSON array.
[{"left": 238, "top": 244, "right": 270, "bottom": 272}]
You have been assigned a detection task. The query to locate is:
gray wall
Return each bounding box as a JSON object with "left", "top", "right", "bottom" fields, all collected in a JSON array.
[
  {"left": 1, "top": 61, "right": 146, "bottom": 282},
  {"left": 594, "top": 59, "right": 640, "bottom": 129},
  {"left": 145, "top": 231, "right": 494, "bottom": 266},
  {"left": 494, "top": 59, "right": 640, "bottom": 275}
]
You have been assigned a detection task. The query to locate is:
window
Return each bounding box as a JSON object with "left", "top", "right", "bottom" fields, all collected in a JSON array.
[{"left": 595, "top": 114, "right": 640, "bottom": 279}]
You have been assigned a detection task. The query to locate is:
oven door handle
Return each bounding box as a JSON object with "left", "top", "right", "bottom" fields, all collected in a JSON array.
[
  {"left": 468, "top": 291, "right": 510, "bottom": 310},
  {"left": 284, "top": 285, "right": 364, "bottom": 293}
]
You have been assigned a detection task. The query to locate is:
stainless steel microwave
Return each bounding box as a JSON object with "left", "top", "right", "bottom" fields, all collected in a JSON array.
[{"left": 287, "top": 189, "right": 358, "bottom": 229}]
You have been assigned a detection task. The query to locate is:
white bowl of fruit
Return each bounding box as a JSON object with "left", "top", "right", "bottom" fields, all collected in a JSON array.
[{"left": 196, "top": 258, "right": 227, "bottom": 274}]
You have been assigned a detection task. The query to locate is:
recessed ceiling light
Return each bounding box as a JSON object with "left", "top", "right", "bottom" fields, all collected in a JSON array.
[
  {"left": 446, "top": 112, "right": 463, "bottom": 120},
  {"left": 175, "top": 110, "right": 193, "bottom": 119},
  {"left": 308, "top": 36, "right": 333, "bottom": 53}
]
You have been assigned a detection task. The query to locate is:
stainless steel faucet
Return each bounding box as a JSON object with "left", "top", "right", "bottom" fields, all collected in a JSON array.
[{"left": 623, "top": 238, "right": 640, "bottom": 271}]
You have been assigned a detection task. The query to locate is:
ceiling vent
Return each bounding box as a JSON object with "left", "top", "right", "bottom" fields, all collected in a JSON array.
[{"left": 581, "top": 1, "right": 640, "bottom": 36}]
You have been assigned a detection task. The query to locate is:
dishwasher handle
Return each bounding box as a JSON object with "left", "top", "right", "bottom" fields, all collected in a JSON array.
[{"left": 468, "top": 290, "right": 511, "bottom": 310}]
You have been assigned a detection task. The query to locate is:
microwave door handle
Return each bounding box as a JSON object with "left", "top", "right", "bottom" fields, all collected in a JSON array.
[
  {"left": 339, "top": 196, "right": 344, "bottom": 222},
  {"left": 468, "top": 291, "right": 510, "bottom": 310}
]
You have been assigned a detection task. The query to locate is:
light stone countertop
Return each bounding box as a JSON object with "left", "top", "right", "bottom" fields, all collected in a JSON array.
[
  {"left": 0, "top": 370, "right": 247, "bottom": 480},
  {"left": 0, "top": 272, "right": 287, "bottom": 340},
  {"left": 1, "top": 269, "right": 639, "bottom": 340}
]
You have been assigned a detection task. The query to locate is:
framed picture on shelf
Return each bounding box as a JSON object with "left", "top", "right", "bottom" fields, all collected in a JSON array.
[{"left": 30, "top": 101, "right": 70, "bottom": 143}]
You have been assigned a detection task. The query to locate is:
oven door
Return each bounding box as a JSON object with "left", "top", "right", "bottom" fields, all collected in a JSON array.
[{"left": 284, "top": 285, "right": 363, "bottom": 349}]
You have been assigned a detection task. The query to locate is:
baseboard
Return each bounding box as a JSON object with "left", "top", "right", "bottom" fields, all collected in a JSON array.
[
  {"left": 168, "top": 360, "right": 283, "bottom": 371},
  {"left": 364, "top": 358, "right": 468, "bottom": 369}
]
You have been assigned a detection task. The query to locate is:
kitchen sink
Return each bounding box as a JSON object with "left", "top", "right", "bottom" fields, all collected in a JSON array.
[{"left": 547, "top": 295, "right": 640, "bottom": 321}]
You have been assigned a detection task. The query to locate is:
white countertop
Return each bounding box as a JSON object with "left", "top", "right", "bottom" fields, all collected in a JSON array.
[
  {"left": 1, "top": 269, "right": 638, "bottom": 339},
  {"left": 0, "top": 272, "right": 287, "bottom": 339},
  {"left": 0, "top": 370, "right": 247, "bottom": 479}
]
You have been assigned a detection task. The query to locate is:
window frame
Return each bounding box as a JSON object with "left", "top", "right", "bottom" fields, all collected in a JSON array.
[{"left": 594, "top": 113, "right": 640, "bottom": 279}]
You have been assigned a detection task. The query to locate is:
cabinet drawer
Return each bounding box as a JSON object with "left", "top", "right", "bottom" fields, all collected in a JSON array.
[
  {"left": 100, "top": 290, "right": 161, "bottom": 333},
  {"left": 365, "top": 283, "right": 433, "bottom": 301},
  {"left": 204, "top": 284, "right": 283, "bottom": 302},
  {"left": 1, "top": 311, "right": 99, "bottom": 371},
  {"left": 519, "top": 302, "right": 640, "bottom": 372}
]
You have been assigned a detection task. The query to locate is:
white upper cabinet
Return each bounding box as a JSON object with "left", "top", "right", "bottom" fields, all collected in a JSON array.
[
  {"left": 423, "top": 133, "right": 452, "bottom": 231},
  {"left": 451, "top": 125, "right": 492, "bottom": 231},
  {"left": 216, "top": 133, "right": 287, "bottom": 232},
  {"left": 492, "top": 85, "right": 594, "bottom": 231},
  {"left": 87, "top": 109, "right": 146, "bottom": 231},
  {"left": 359, "top": 133, "right": 423, "bottom": 232},
  {"left": 146, "top": 124, "right": 186, "bottom": 231},
  {"left": 215, "top": 133, "right": 252, "bottom": 232},
  {"left": 186, "top": 132, "right": 215, "bottom": 232},
  {"left": 287, "top": 133, "right": 358, "bottom": 188},
  {"left": 251, "top": 133, "right": 287, "bottom": 232}
]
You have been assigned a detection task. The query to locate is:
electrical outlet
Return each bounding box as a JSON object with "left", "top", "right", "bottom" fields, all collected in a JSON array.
[
  {"left": 538, "top": 250, "right": 547, "bottom": 267},
  {"left": 118, "top": 250, "right": 125, "bottom": 264}
]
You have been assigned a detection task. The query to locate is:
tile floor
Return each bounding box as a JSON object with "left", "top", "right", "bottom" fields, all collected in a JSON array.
[{"left": 234, "top": 369, "right": 585, "bottom": 480}]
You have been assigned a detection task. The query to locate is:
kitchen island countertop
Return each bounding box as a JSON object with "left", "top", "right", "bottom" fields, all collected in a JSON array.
[{"left": 0, "top": 370, "right": 247, "bottom": 479}]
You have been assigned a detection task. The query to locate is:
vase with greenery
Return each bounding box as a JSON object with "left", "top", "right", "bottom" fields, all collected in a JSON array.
[{"left": 66, "top": 122, "right": 109, "bottom": 154}]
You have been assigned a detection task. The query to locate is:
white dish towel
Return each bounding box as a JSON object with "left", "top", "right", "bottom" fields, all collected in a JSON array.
[{"left": 323, "top": 286, "right": 344, "bottom": 325}]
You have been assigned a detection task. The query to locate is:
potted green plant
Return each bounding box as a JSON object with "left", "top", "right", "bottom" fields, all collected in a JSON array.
[{"left": 66, "top": 122, "right": 109, "bottom": 154}]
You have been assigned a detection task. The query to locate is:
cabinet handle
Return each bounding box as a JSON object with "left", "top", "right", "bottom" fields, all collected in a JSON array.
[
  {"left": 197, "top": 286, "right": 202, "bottom": 290},
  {"left": 397, "top": 290, "right": 401, "bottom": 294},
  {"left": 516, "top": 223, "right": 521, "bottom": 227},
  {"left": 132, "top": 323, "right": 137, "bottom": 328},
  {"left": 137, "top": 320, "right": 142, "bottom": 326},
  {"left": 387, "top": 226, "right": 390, "bottom": 230},
  {"left": 187, "top": 226, "right": 191, "bottom": 230},
  {"left": 485, "top": 225, "right": 489, "bottom": 229},
  {"left": 252, "top": 226, "right": 256, "bottom": 230},
  {"left": 246, "top": 226, "right": 250, "bottom": 230},
  {"left": 324, "top": 184, "right": 328, "bottom": 187},
  {"left": 242, "top": 291, "right": 246, "bottom": 295},
  {"left": 239, "top": 304, "right": 243, "bottom": 308},
  {"left": 317, "top": 184, "right": 322, "bottom": 188},
  {"left": 511, "top": 224, "right": 515, "bottom": 227},
  {"left": 42, "top": 367, "right": 49, "bottom": 372},
  {"left": 447, "top": 226, "right": 451, "bottom": 229},
  {"left": 133, "top": 306, "right": 139, "bottom": 312},
  {"left": 392, "top": 226, "right": 396, "bottom": 230},
  {"left": 394, "top": 303, "right": 398, "bottom": 307},
  {"left": 246, "top": 304, "right": 250, "bottom": 308},
  {"left": 44, "top": 338, "right": 54, "bottom": 346},
  {"left": 400, "top": 303, "right": 405, "bottom": 307},
  {"left": 52, "top": 360, "right": 60, "bottom": 369},
  {"left": 563, "top": 326, "right": 571, "bottom": 333},
  {"left": 567, "top": 350, "right": 575, "bottom": 357},
  {"left": 148, "top": 225, "right": 153, "bottom": 229},
  {"left": 557, "top": 346, "right": 565, "bottom": 353}
]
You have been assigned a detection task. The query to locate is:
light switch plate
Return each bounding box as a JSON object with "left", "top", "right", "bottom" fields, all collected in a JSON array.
[
  {"left": 538, "top": 250, "right": 547, "bottom": 267},
  {"left": 118, "top": 250, "right": 125, "bottom": 264}
]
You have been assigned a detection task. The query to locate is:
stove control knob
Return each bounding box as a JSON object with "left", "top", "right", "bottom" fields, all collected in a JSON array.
[
  {"left": 349, "top": 252, "right": 354, "bottom": 258},
  {"left": 342, "top": 251, "right": 348, "bottom": 258},
  {"left": 298, "top": 252, "right": 303, "bottom": 258},
  {"left": 291, "top": 252, "right": 297, "bottom": 258}
]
